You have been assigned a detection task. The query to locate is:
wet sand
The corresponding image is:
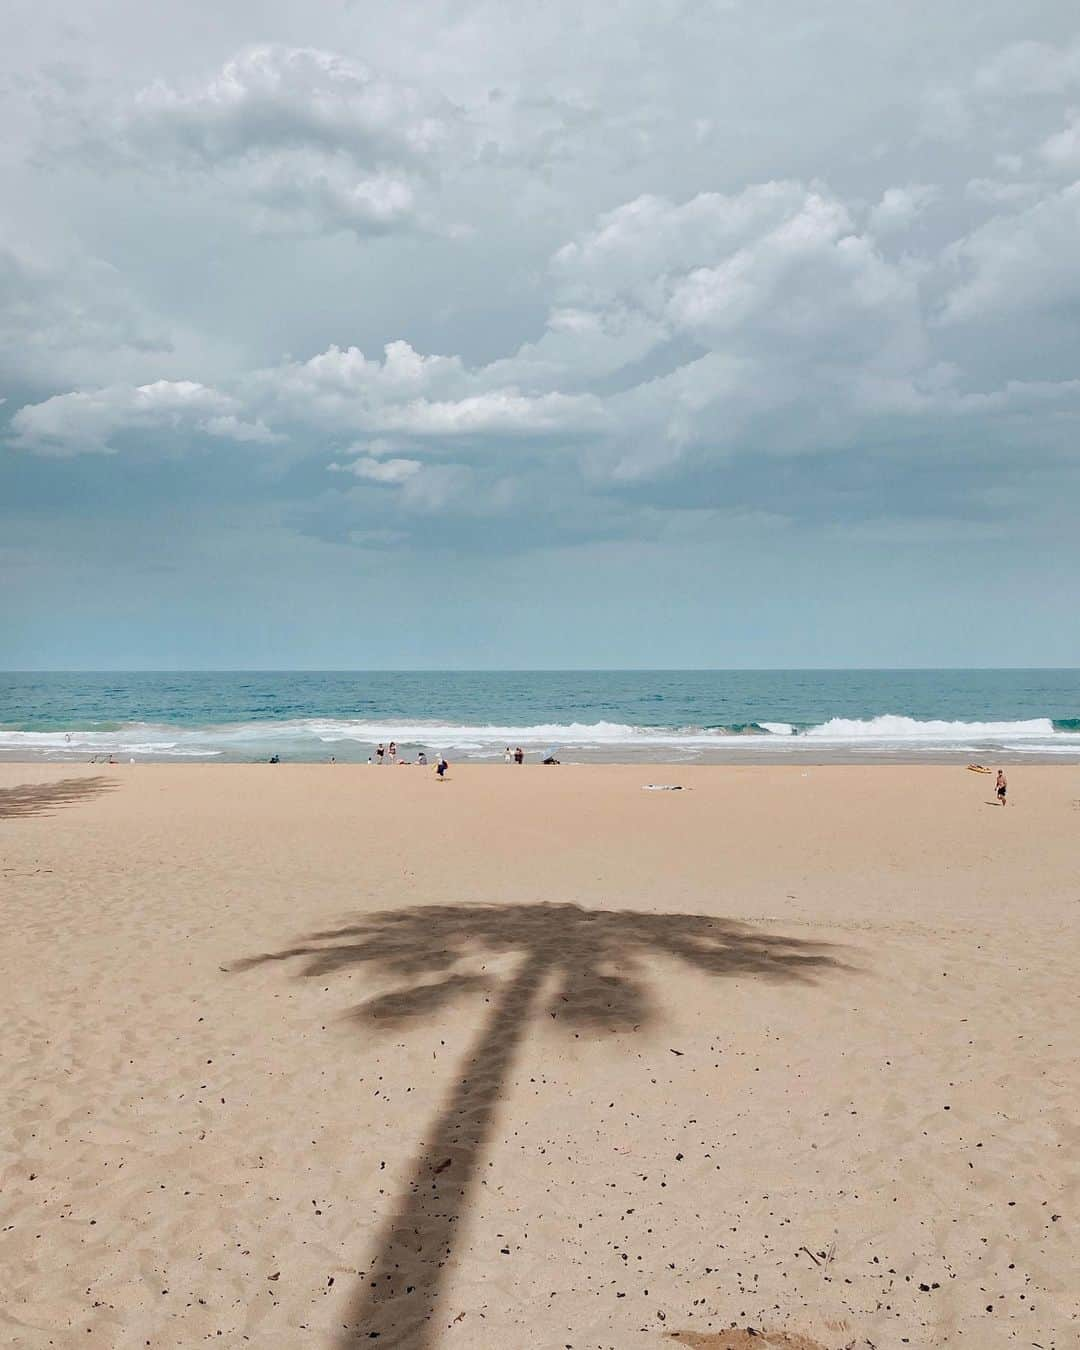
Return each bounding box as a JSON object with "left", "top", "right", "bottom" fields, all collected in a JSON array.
[{"left": 1, "top": 763, "right": 1077, "bottom": 1348}]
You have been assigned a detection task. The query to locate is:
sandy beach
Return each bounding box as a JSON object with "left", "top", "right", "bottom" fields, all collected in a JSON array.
[{"left": 1, "top": 762, "right": 1077, "bottom": 1349}]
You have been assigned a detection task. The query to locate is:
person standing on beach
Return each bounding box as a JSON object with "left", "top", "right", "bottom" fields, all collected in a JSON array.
[
  {"left": 514, "top": 746, "right": 524, "bottom": 764},
  {"left": 436, "top": 755, "right": 448, "bottom": 779},
  {"left": 504, "top": 746, "right": 513, "bottom": 764},
  {"left": 389, "top": 741, "right": 397, "bottom": 764},
  {"left": 996, "top": 769, "right": 1008, "bottom": 806},
  {"left": 375, "top": 743, "right": 385, "bottom": 764}
]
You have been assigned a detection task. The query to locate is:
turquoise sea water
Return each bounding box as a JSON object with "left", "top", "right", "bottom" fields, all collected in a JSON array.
[{"left": 1, "top": 670, "right": 1078, "bottom": 763}]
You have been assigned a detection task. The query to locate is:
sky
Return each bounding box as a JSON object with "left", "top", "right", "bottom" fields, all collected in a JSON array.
[{"left": 2, "top": 1, "right": 1080, "bottom": 669}]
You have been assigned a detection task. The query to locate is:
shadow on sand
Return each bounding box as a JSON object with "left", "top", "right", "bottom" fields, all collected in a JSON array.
[
  {"left": 233, "top": 902, "right": 846, "bottom": 1347},
  {"left": 0, "top": 776, "right": 115, "bottom": 820}
]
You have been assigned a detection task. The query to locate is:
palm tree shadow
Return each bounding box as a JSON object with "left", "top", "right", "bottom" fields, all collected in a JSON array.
[
  {"left": 0, "top": 776, "right": 115, "bottom": 819},
  {"left": 233, "top": 902, "right": 845, "bottom": 1347}
]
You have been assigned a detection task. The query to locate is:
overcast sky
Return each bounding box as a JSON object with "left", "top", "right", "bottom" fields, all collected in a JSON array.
[{"left": 2, "top": 1, "right": 1079, "bottom": 668}]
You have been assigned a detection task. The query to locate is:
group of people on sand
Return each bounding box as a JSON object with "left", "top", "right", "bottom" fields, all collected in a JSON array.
[
  {"left": 373, "top": 742, "right": 448, "bottom": 777},
  {"left": 504, "top": 744, "right": 561, "bottom": 764},
  {"left": 374, "top": 741, "right": 424, "bottom": 765}
]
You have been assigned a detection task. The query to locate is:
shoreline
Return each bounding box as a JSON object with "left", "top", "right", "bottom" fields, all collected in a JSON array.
[{"left": 4, "top": 748, "right": 1079, "bottom": 766}]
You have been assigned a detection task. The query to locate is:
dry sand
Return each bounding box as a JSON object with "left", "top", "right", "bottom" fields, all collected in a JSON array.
[{"left": 1, "top": 762, "right": 1077, "bottom": 1349}]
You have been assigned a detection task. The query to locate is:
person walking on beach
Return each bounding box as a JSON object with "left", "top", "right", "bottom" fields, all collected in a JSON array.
[
  {"left": 375, "top": 743, "right": 385, "bottom": 764},
  {"left": 436, "top": 755, "right": 448, "bottom": 780},
  {"left": 514, "top": 746, "right": 525, "bottom": 765},
  {"left": 996, "top": 769, "right": 1008, "bottom": 806}
]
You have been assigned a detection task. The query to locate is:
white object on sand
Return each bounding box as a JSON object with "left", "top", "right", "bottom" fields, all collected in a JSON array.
[{"left": 642, "top": 784, "right": 683, "bottom": 791}]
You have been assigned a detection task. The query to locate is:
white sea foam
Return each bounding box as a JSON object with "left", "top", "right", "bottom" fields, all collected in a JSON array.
[
  {"left": 1002, "top": 742, "right": 1080, "bottom": 755},
  {"left": 802, "top": 715, "right": 1063, "bottom": 740}
]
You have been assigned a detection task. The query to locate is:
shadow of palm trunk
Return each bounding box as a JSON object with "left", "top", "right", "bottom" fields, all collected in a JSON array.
[{"left": 340, "top": 951, "right": 550, "bottom": 1347}]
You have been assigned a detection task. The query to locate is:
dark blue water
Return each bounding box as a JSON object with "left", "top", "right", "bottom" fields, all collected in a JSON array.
[{"left": 1, "top": 670, "right": 1078, "bottom": 762}]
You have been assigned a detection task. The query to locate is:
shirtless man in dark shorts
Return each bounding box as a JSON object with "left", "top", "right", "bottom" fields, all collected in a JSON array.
[{"left": 995, "top": 769, "right": 1007, "bottom": 806}]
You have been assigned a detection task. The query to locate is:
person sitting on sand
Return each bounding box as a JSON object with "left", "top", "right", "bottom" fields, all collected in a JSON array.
[
  {"left": 417, "top": 752, "right": 427, "bottom": 765},
  {"left": 996, "top": 769, "right": 1008, "bottom": 806}
]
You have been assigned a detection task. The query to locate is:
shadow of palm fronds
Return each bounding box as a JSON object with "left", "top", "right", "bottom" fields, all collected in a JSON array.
[
  {"left": 237, "top": 902, "right": 838, "bottom": 1028},
  {"left": 234, "top": 902, "right": 846, "bottom": 1348},
  {"left": 0, "top": 776, "right": 116, "bottom": 820}
]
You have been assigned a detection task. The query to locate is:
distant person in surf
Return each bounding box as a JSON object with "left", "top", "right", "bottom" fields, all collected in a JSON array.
[
  {"left": 514, "top": 746, "right": 525, "bottom": 765},
  {"left": 504, "top": 746, "right": 513, "bottom": 764},
  {"left": 389, "top": 741, "right": 397, "bottom": 763},
  {"left": 375, "top": 743, "right": 385, "bottom": 764},
  {"left": 996, "top": 769, "right": 1008, "bottom": 806}
]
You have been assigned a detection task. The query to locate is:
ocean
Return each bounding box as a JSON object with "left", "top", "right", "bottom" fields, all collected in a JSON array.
[{"left": 1, "top": 669, "right": 1078, "bottom": 764}]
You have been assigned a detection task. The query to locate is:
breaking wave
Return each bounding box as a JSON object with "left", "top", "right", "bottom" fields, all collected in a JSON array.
[{"left": 800, "top": 715, "right": 1061, "bottom": 740}]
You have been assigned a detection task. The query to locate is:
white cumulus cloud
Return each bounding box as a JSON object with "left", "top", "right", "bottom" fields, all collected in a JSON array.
[
  {"left": 330, "top": 455, "right": 421, "bottom": 482},
  {"left": 12, "top": 379, "right": 257, "bottom": 456}
]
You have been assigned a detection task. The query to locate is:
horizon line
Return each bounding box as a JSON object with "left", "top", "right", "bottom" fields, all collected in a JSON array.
[{"left": 2, "top": 667, "right": 1078, "bottom": 676}]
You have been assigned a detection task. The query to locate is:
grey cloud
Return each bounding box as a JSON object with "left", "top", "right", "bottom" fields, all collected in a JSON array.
[
  {"left": 0, "top": 244, "right": 171, "bottom": 392},
  {"left": 1040, "top": 111, "right": 1080, "bottom": 169},
  {"left": 244, "top": 158, "right": 418, "bottom": 236},
  {"left": 964, "top": 177, "right": 1043, "bottom": 204},
  {"left": 869, "top": 185, "right": 938, "bottom": 233},
  {"left": 91, "top": 45, "right": 468, "bottom": 237},
  {"left": 939, "top": 181, "right": 1080, "bottom": 323},
  {"left": 130, "top": 45, "right": 458, "bottom": 164},
  {"left": 974, "top": 37, "right": 1080, "bottom": 96}
]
